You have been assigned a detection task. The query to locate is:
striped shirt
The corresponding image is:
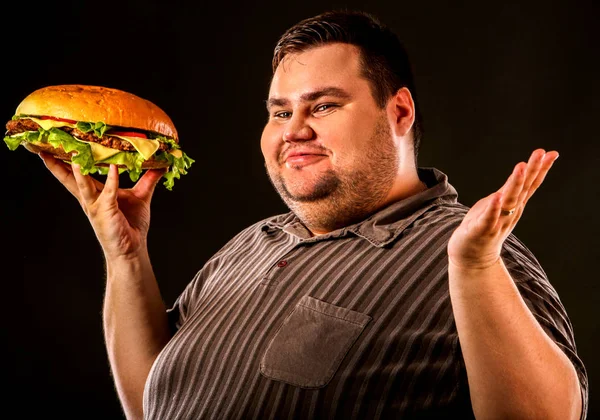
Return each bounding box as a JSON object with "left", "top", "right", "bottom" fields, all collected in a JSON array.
[{"left": 143, "top": 167, "right": 588, "bottom": 419}]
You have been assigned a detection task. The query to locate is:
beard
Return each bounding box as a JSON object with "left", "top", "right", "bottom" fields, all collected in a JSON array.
[{"left": 265, "top": 116, "right": 399, "bottom": 233}]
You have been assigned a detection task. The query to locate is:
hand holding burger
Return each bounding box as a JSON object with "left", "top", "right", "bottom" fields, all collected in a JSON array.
[{"left": 4, "top": 84, "right": 194, "bottom": 190}]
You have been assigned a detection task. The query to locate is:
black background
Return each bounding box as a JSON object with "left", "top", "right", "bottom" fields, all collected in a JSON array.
[{"left": 2, "top": 0, "right": 598, "bottom": 418}]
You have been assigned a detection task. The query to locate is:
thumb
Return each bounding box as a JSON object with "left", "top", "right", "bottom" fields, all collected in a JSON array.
[{"left": 133, "top": 168, "right": 167, "bottom": 200}]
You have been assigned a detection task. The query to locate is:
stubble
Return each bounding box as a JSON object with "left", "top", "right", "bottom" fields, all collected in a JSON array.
[{"left": 266, "top": 116, "right": 398, "bottom": 233}]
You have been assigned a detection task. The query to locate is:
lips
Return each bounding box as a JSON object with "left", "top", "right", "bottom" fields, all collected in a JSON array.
[
  {"left": 281, "top": 150, "right": 328, "bottom": 168},
  {"left": 282, "top": 149, "right": 328, "bottom": 164},
  {"left": 285, "top": 154, "right": 327, "bottom": 167}
]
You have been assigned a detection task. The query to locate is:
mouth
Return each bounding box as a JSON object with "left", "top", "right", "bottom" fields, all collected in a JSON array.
[{"left": 283, "top": 151, "right": 328, "bottom": 168}]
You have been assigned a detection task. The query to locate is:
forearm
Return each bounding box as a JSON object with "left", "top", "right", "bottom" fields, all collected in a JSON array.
[
  {"left": 449, "top": 258, "right": 581, "bottom": 420},
  {"left": 103, "top": 249, "right": 172, "bottom": 420}
]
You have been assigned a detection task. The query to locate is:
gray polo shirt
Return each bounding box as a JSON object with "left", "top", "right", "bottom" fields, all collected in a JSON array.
[{"left": 143, "top": 168, "right": 588, "bottom": 419}]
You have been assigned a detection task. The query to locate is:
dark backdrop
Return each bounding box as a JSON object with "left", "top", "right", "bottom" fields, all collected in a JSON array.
[{"left": 2, "top": 0, "right": 597, "bottom": 418}]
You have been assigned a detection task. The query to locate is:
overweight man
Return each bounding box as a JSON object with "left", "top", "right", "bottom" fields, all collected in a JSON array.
[{"left": 40, "top": 10, "right": 587, "bottom": 420}]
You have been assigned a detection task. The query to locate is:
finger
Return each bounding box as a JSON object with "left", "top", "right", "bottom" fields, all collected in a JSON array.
[
  {"left": 522, "top": 151, "right": 559, "bottom": 205},
  {"left": 520, "top": 149, "right": 546, "bottom": 196},
  {"left": 99, "top": 164, "right": 120, "bottom": 202},
  {"left": 71, "top": 163, "right": 99, "bottom": 205},
  {"left": 498, "top": 162, "right": 526, "bottom": 215},
  {"left": 39, "top": 153, "right": 82, "bottom": 198},
  {"left": 477, "top": 191, "right": 503, "bottom": 234},
  {"left": 132, "top": 168, "right": 167, "bottom": 201}
]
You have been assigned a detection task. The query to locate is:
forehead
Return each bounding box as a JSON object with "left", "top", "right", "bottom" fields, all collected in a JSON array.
[{"left": 269, "top": 43, "right": 367, "bottom": 98}]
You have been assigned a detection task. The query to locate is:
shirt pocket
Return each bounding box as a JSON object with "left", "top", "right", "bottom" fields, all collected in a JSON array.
[{"left": 259, "top": 295, "right": 372, "bottom": 388}]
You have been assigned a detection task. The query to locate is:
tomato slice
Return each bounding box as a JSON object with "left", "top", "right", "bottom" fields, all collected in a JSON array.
[
  {"left": 108, "top": 131, "right": 148, "bottom": 139},
  {"left": 39, "top": 115, "right": 78, "bottom": 124}
]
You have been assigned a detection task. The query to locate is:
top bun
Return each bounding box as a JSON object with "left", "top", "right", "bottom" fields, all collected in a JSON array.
[{"left": 16, "top": 85, "right": 178, "bottom": 141}]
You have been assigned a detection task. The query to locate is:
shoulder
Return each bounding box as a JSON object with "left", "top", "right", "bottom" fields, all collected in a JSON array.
[
  {"left": 409, "top": 201, "right": 469, "bottom": 234},
  {"left": 501, "top": 233, "right": 549, "bottom": 284},
  {"left": 414, "top": 203, "right": 548, "bottom": 284},
  {"left": 212, "top": 212, "right": 295, "bottom": 255}
]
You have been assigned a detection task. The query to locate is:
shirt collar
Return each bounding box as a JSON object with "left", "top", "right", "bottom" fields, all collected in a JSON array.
[{"left": 261, "top": 167, "right": 458, "bottom": 247}]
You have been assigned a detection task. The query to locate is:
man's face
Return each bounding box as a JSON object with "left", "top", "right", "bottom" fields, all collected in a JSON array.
[{"left": 261, "top": 43, "right": 399, "bottom": 233}]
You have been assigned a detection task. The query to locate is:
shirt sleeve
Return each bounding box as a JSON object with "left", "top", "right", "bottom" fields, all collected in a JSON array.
[
  {"left": 502, "top": 234, "right": 589, "bottom": 419},
  {"left": 166, "top": 268, "right": 207, "bottom": 334}
]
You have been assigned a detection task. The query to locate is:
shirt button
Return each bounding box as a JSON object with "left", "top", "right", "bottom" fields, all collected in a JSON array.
[{"left": 277, "top": 260, "right": 288, "bottom": 268}]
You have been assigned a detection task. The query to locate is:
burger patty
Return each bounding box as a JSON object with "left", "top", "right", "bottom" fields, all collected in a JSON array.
[{"left": 5, "top": 118, "right": 170, "bottom": 153}]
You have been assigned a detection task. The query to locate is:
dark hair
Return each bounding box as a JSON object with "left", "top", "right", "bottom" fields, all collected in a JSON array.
[{"left": 273, "top": 10, "right": 424, "bottom": 160}]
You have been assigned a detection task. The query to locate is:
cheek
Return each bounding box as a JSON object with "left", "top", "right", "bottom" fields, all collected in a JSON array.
[
  {"left": 260, "top": 125, "right": 279, "bottom": 161},
  {"left": 319, "top": 127, "right": 363, "bottom": 164}
]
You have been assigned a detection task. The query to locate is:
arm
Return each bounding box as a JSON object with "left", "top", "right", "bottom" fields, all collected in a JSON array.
[
  {"left": 41, "top": 155, "right": 172, "bottom": 420},
  {"left": 449, "top": 259, "right": 581, "bottom": 419},
  {"left": 447, "top": 149, "right": 582, "bottom": 419},
  {"left": 103, "top": 250, "right": 171, "bottom": 420}
]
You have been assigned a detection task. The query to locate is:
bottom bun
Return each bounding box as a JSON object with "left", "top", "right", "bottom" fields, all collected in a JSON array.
[{"left": 24, "top": 141, "right": 170, "bottom": 169}]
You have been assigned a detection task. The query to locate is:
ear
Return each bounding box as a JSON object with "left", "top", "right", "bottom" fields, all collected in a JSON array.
[{"left": 386, "top": 87, "right": 415, "bottom": 138}]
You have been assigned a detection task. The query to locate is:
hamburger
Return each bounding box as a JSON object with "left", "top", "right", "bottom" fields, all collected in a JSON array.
[{"left": 4, "top": 84, "right": 194, "bottom": 190}]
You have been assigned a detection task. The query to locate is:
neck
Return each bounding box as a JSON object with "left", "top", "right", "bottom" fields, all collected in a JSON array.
[
  {"left": 381, "top": 169, "right": 427, "bottom": 208},
  {"left": 304, "top": 169, "right": 427, "bottom": 236}
]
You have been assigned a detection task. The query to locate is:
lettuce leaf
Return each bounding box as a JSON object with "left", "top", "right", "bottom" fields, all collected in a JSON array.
[
  {"left": 46, "top": 128, "right": 96, "bottom": 174},
  {"left": 151, "top": 135, "right": 180, "bottom": 149},
  {"left": 90, "top": 165, "right": 127, "bottom": 176},
  {"left": 3, "top": 131, "right": 38, "bottom": 150},
  {"left": 4, "top": 120, "right": 194, "bottom": 189},
  {"left": 76, "top": 121, "right": 109, "bottom": 138},
  {"left": 96, "top": 151, "right": 145, "bottom": 182},
  {"left": 4, "top": 128, "right": 93, "bottom": 175},
  {"left": 157, "top": 151, "right": 195, "bottom": 191}
]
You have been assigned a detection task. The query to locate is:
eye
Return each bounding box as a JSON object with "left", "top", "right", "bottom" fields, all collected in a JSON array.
[
  {"left": 314, "top": 104, "right": 337, "bottom": 113},
  {"left": 273, "top": 111, "right": 292, "bottom": 119}
]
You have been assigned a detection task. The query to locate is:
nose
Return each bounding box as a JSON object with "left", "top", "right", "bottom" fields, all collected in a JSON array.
[{"left": 283, "top": 115, "right": 315, "bottom": 143}]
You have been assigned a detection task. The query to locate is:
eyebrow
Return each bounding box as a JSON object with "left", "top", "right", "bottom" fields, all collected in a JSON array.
[{"left": 266, "top": 87, "right": 352, "bottom": 111}]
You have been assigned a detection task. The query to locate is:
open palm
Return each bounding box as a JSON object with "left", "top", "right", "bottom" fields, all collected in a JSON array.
[{"left": 448, "top": 149, "right": 559, "bottom": 270}]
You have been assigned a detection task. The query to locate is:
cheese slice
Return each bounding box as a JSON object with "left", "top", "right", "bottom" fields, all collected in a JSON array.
[
  {"left": 10, "top": 127, "right": 118, "bottom": 162},
  {"left": 25, "top": 117, "right": 76, "bottom": 131},
  {"left": 73, "top": 137, "right": 120, "bottom": 161},
  {"left": 19, "top": 117, "right": 161, "bottom": 160},
  {"left": 170, "top": 149, "right": 183, "bottom": 159},
  {"left": 108, "top": 135, "right": 160, "bottom": 160}
]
